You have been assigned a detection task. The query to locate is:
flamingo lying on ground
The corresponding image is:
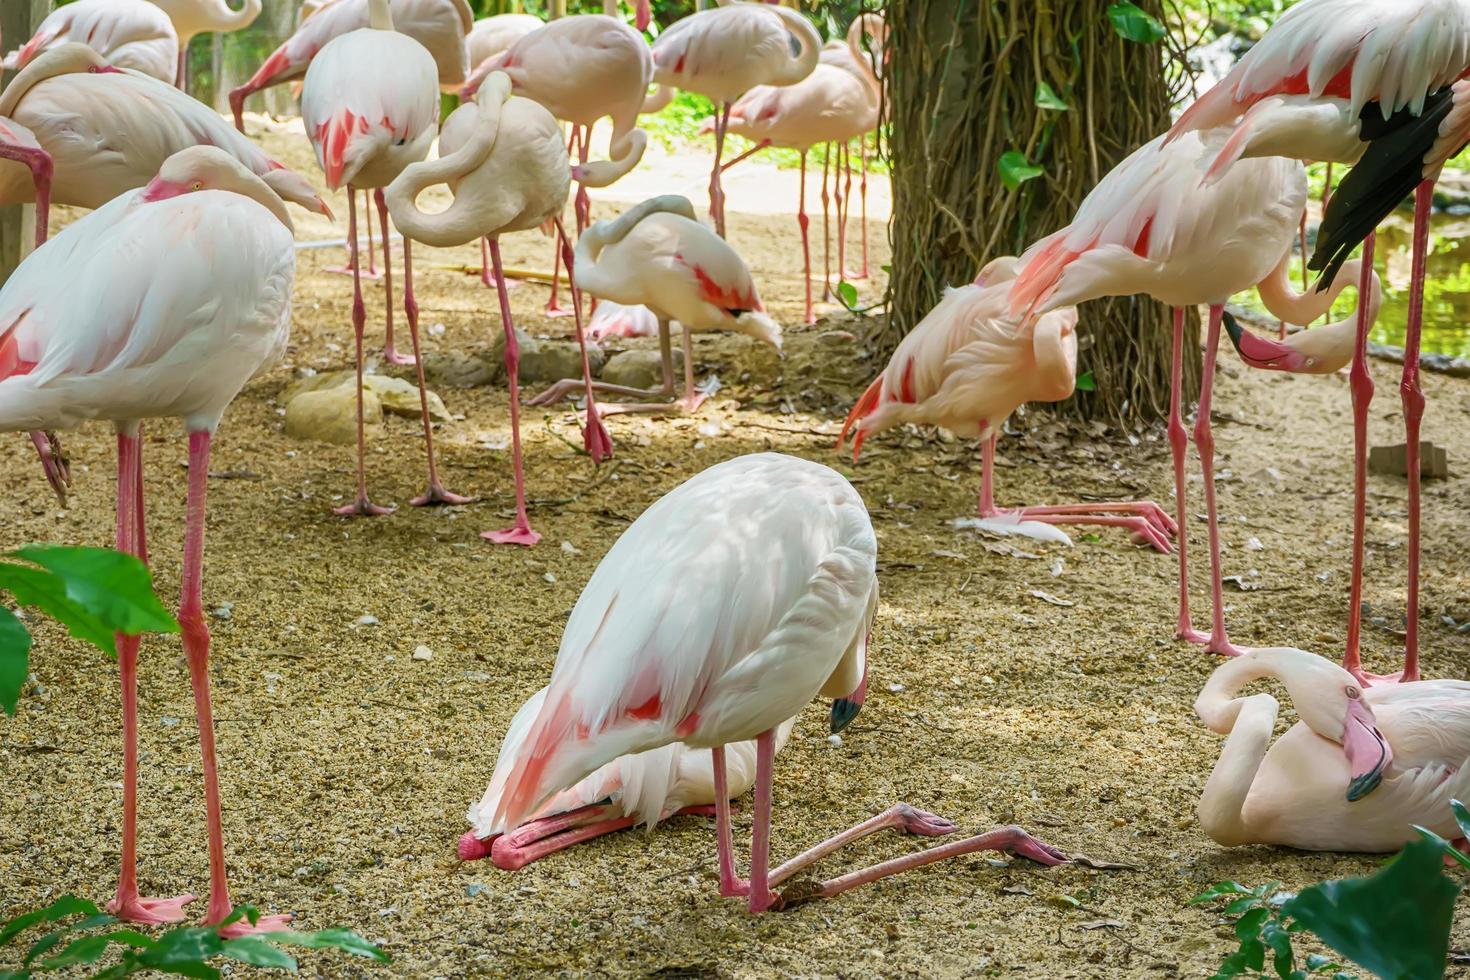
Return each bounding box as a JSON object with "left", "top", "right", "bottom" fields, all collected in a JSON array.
[
  {"left": 1167, "top": 0, "right": 1470, "bottom": 687},
  {"left": 483, "top": 452, "right": 1066, "bottom": 912},
  {"left": 720, "top": 44, "right": 877, "bottom": 324},
  {"left": 0, "top": 147, "right": 297, "bottom": 933},
  {"left": 530, "top": 195, "right": 781, "bottom": 417},
  {"left": 228, "top": 0, "right": 473, "bottom": 131},
  {"left": 302, "top": 0, "right": 439, "bottom": 515},
  {"left": 651, "top": 1, "right": 819, "bottom": 237},
  {"left": 462, "top": 15, "right": 653, "bottom": 317},
  {"left": 3, "top": 0, "right": 179, "bottom": 83},
  {"left": 1195, "top": 647, "right": 1470, "bottom": 851},
  {"left": 841, "top": 258, "right": 1177, "bottom": 552},
  {"left": 387, "top": 71, "right": 613, "bottom": 542},
  {"left": 0, "top": 46, "right": 329, "bottom": 221},
  {"left": 461, "top": 686, "right": 796, "bottom": 869},
  {"left": 1008, "top": 132, "right": 1310, "bottom": 658}
]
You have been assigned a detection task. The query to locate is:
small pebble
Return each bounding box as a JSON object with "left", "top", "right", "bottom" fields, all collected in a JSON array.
[
  {"left": 413, "top": 645, "right": 434, "bottom": 662},
  {"left": 887, "top": 682, "right": 904, "bottom": 693},
  {"left": 356, "top": 615, "right": 379, "bottom": 626},
  {"left": 827, "top": 734, "right": 844, "bottom": 748},
  {"left": 543, "top": 572, "right": 557, "bottom": 584},
  {"left": 465, "top": 883, "right": 484, "bottom": 897},
  {"left": 560, "top": 541, "right": 581, "bottom": 555},
  {"left": 160, "top": 716, "right": 180, "bottom": 727}
]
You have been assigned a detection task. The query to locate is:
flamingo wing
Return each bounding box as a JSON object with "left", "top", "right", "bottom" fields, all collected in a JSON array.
[
  {"left": 9, "top": 0, "right": 178, "bottom": 83},
  {"left": 486, "top": 453, "right": 877, "bottom": 832},
  {"left": 1173, "top": 0, "right": 1470, "bottom": 138}
]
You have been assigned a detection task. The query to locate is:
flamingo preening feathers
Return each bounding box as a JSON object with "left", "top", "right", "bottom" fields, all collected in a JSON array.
[{"left": 3, "top": 0, "right": 181, "bottom": 84}]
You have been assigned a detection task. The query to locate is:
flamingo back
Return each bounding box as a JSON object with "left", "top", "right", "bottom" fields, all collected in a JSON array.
[
  {"left": 6, "top": 0, "right": 178, "bottom": 84},
  {"left": 726, "top": 64, "right": 876, "bottom": 149},
  {"left": 651, "top": 3, "right": 817, "bottom": 104}
]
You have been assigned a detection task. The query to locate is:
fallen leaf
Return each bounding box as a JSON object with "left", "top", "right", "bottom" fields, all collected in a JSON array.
[
  {"left": 1028, "top": 590, "right": 1075, "bottom": 607},
  {"left": 1000, "top": 885, "right": 1033, "bottom": 896},
  {"left": 1079, "top": 920, "right": 1125, "bottom": 931},
  {"left": 1069, "top": 853, "right": 1139, "bottom": 871}
]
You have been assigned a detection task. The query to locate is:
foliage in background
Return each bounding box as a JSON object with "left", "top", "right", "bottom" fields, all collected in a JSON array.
[
  {"left": 885, "top": 0, "right": 1196, "bottom": 426},
  {"left": 0, "top": 897, "right": 388, "bottom": 979},
  {"left": 1193, "top": 816, "right": 1468, "bottom": 980},
  {"left": 0, "top": 546, "right": 177, "bottom": 717}
]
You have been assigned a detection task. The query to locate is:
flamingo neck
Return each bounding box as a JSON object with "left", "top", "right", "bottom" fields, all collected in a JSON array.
[
  {"left": 1197, "top": 692, "right": 1278, "bottom": 847},
  {"left": 765, "top": 6, "right": 820, "bottom": 87},
  {"left": 846, "top": 13, "right": 884, "bottom": 96},
  {"left": 1031, "top": 319, "right": 1076, "bottom": 403},
  {"left": 1256, "top": 243, "right": 1364, "bottom": 327},
  {"left": 368, "top": 0, "right": 394, "bottom": 32}
]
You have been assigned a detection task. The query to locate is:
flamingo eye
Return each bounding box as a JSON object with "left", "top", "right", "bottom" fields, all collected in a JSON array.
[
  {"left": 191, "top": 181, "right": 203, "bottom": 191},
  {"left": 1346, "top": 686, "right": 1361, "bottom": 700}
]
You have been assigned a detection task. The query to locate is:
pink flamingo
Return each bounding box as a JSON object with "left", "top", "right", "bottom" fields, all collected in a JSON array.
[
  {"left": 0, "top": 45, "right": 329, "bottom": 223},
  {"left": 462, "top": 15, "right": 653, "bottom": 317},
  {"left": 0, "top": 147, "right": 298, "bottom": 933},
  {"left": 1195, "top": 647, "right": 1470, "bottom": 851},
  {"left": 1166, "top": 0, "right": 1470, "bottom": 686},
  {"left": 588, "top": 299, "right": 659, "bottom": 340},
  {"left": 482, "top": 451, "right": 1067, "bottom": 912},
  {"left": 840, "top": 258, "right": 1177, "bottom": 552},
  {"left": 149, "top": 0, "right": 262, "bottom": 86},
  {"left": 651, "top": 1, "right": 819, "bottom": 238},
  {"left": 386, "top": 71, "right": 613, "bottom": 542},
  {"left": 228, "top": 0, "right": 473, "bottom": 132},
  {"left": 720, "top": 48, "right": 878, "bottom": 324},
  {"left": 3, "top": 0, "right": 179, "bottom": 84},
  {"left": 530, "top": 195, "right": 781, "bottom": 417},
  {"left": 460, "top": 686, "right": 796, "bottom": 869},
  {"left": 1007, "top": 133, "right": 1310, "bottom": 659},
  {"left": 301, "top": 0, "right": 440, "bottom": 515},
  {"left": 466, "top": 12, "right": 540, "bottom": 70}
]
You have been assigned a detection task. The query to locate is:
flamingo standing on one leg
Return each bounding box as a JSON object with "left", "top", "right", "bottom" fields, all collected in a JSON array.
[
  {"left": 529, "top": 195, "right": 781, "bottom": 417},
  {"left": 720, "top": 53, "right": 877, "bottom": 324},
  {"left": 302, "top": 0, "right": 439, "bottom": 515},
  {"left": 387, "top": 71, "right": 613, "bottom": 543},
  {"left": 0, "top": 147, "right": 297, "bottom": 933},
  {"left": 1194, "top": 647, "right": 1470, "bottom": 851},
  {"left": 839, "top": 258, "right": 1177, "bottom": 551},
  {"left": 650, "top": 1, "right": 819, "bottom": 238},
  {"left": 3, "top": 0, "right": 179, "bottom": 83},
  {"left": 228, "top": 0, "right": 473, "bottom": 131},
  {"left": 1007, "top": 132, "right": 1313, "bottom": 658},
  {"left": 460, "top": 686, "right": 797, "bottom": 869},
  {"left": 1165, "top": 0, "right": 1470, "bottom": 686},
  {"left": 483, "top": 451, "right": 1067, "bottom": 912},
  {"left": 462, "top": 15, "right": 653, "bottom": 317}
]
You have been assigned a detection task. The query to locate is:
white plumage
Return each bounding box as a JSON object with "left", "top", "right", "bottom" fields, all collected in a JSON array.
[{"left": 2, "top": 0, "right": 179, "bottom": 84}]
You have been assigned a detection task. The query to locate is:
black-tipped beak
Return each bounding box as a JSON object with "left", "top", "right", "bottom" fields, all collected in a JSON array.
[
  {"left": 1346, "top": 768, "right": 1383, "bottom": 802},
  {"left": 1223, "top": 311, "right": 1313, "bottom": 373},
  {"left": 830, "top": 698, "right": 862, "bottom": 733}
]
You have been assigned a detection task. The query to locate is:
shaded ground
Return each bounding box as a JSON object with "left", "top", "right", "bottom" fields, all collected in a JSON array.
[{"left": 3, "top": 125, "right": 1470, "bottom": 979}]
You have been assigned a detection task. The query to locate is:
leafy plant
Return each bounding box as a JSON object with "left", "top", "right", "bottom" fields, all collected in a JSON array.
[
  {"left": 1193, "top": 823, "right": 1465, "bottom": 980},
  {"left": 1108, "top": 1, "right": 1168, "bottom": 42},
  {"left": 0, "top": 547, "right": 178, "bottom": 717},
  {"left": 0, "top": 896, "right": 388, "bottom": 979}
]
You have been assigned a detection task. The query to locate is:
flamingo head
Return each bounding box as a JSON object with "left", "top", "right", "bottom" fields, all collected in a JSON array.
[
  {"left": 974, "top": 255, "right": 1019, "bottom": 287},
  {"left": 1264, "top": 649, "right": 1394, "bottom": 802},
  {"left": 1223, "top": 311, "right": 1315, "bottom": 373},
  {"left": 830, "top": 665, "right": 866, "bottom": 734},
  {"left": 140, "top": 146, "right": 295, "bottom": 231},
  {"left": 314, "top": 109, "right": 393, "bottom": 191}
]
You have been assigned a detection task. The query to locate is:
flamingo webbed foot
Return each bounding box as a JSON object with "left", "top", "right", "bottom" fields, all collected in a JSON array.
[
  {"left": 334, "top": 497, "right": 396, "bottom": 517},
  {"left": 107, "top": 893, "right": 195, "bottom": 926},
  {"left": 410, "top": 484, "right": 476, "bottom": 507},
  {"left": 215, "top": 911, "right": 295, "bottom": 938},
  {"left": 482, "top": 525, "right": 542, "bottom": 547}
]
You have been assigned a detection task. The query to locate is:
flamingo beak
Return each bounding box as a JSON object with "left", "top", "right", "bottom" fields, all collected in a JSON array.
[
  {"left": 1223, "top": 311, "right": 1313, "bottom": 373},
  {"left": 315, "top": 196, "right": 335, "bottom": 221},
  {"left": 138, "top": 177, "right": 189, "bottom": 203},
  {"left": 830, "top": 671, "right": 867, "bottom": 734},
  {"left": 1343, "top": 696, "right": 1393, "bottom": 802},
  {"left": 635, "top": 0, "right": 651, "bottom": 31}
]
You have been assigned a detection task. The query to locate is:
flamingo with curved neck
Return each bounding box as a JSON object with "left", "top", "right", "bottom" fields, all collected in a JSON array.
[
  {"left": 1195, "top": 648, "right": 1470, "bottom": 852},
  {"left": 149, "top": 0, "right": 261, "bottom": 86}
]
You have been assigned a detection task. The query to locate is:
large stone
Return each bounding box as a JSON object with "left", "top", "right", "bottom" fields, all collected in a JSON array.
[
  {"left": 423, "top": 351, "right": 497, "bottom": 388},
  {"left": 488, "top": 328, "right": 606, "bottom": 384},
  {"left": 600, "top": 349, "right": 682, "bottom": 390},
  {"left": 285, "top": 385, "right": 382, "bottom": 445},
  {"left": 281, "top": 370, "right": 449, "bottom": 421}
]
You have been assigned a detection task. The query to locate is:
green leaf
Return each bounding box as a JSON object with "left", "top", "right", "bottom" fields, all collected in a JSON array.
[
  {"left": 0, "top": 606, "right": 30, "bottom": 717},
  {"left": 1240, "top": 937, "right": 1266, "bottom": 972},
  {"left": 1107, "top": 2, "right": 1166, "bottom": 43},
  {"left": 1034, "top": 81, "right": 1069, "bottom": 111},
  {"left": 269, "top": 928, "right": 390, "bottom": 963},
  {"left": 837, "top": 281, "right": 859, "bottom": 309},
  {"left": 1223, "top": 896, "right": 1262, "bottom": 915},
  {"left": 1452, "top": 799, "right": 1470, "bottom": 840},
  {"left": 1235, "top": 907, "right": 1270, "bottom": 941},
  {"left": 136, "top": 926, "right": 226, "bottom": 970},
  {"left": 1282, "top": 836, "right": 1458, "bottom": 980},
  {"left": 1, "top": 896, "right": 102, "bottom": 947},
  {"left": 1075, "top": 370, "right": 1096, "bottom": 392},
  {"left": 0, "top": 565, "right": 117, "bottom": 656},
  {"left": 1415, "top": 826, "right": 1470, "bottom": 869},
  {"left": 10, "top": 546, "right": 178, "bottom": 639},
  {"left": 41, "top": 934, "right": 113, "bottom": 969},
  {"left": 220, "top": 937, "right": 297, "bottom": 970},
  {"left": 148, "top": 964, "right": 220, "bottom": 980},
  {"left": 1304, "top": 953, "right": 1337, "bottom": 972},
  {"left": 998, "top": 151, "right": 1044, "bottom": 191},
  {"left": 1263, "top": 921, "right": 1294, "bottom": 979}
]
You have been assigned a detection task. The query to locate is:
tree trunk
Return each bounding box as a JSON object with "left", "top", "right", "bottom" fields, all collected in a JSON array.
[
  {"left": 886, "top": 0, "right": 1199, "bottom": 426},
  {"left": 1, "top": 0, "right": 48, "bottom": 285}
]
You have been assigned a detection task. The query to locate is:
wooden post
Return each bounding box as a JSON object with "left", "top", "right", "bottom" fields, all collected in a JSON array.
[{"left": 1, "top": 0, "right": 49, "bottom": 285}]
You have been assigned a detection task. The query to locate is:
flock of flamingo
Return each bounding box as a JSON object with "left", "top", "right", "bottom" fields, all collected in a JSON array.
[{"left": 1, "top": 0, "right": 1469, "bottom": 931}]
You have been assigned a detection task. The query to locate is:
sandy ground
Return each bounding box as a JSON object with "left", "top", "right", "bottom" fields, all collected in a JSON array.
[{"left": 2, "top": 124, "right": 1470, "bottom": 979}]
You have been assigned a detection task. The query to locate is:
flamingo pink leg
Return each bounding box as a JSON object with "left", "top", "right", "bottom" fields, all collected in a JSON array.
[
  {"left": 325, "top": 190, "right": 382, "bottom": 280},
  {"left": 554, "top": 216, "right": 613, "bottom": 463},
  {"left": 491, "top": 814, "right": 638, "bottom": 871},
  {"left": 711, "top": 746, "right": 746, "bottom": 897},
  {"left": 836, "top": 141, "right": 852, "bottom": 280},
  {"left": 718, "top": 139, "right": 771, "bottom": 173},
  {"left": 1169, "top": 306, "right": 1209, "bottom": 644},
  {"left": 820, "top": 145, "right": 831, "bottom": 299},
  {"left": 404, "top": 241, "right": 475, "bottom": 507},
  {"left": 731, "top": 730, "right": 1060, "bottom": 914},
  {"left": 976, "top": 435, "right": 1176, "bottom": 553},
  {"left": 1193, "top": 304, "right": 1246, "bottom": 658},
  {"left": 1392, "top": 182, "right": 1433, "bottom": 686},
  {"left": 530, "top": 317, "right": 681, "bottom": 414},
  {"left": 108, "top": 428, "right": 195, "bottom": 927},
  {"left": 181, "top": 431, "right": 293, "bottom": 937},
  {"left": 334, "top": 188, "right": 395, "bottom": 517},
  {"left": 481, "top": 237, "right": 542, "bottom": 547},
  {"left": 460, "top": 802, "right": 719, "bottom": 867},
  {"left": 799, "top": 150, "right": 814, "bottom": 325},
  {"left": 375, "top": 189, "right": 413, "bottom": 366},
  {"left": 7, "top": 141, "right": 61, "bottom": 496},
  {"left": 545, "top": 128, "right": 575, "bottom": 319},
  {"left": 29, "top": 430, "right": 69, "bottom": 506},
  {"left": 709, "top": 102, "right": 732, "bottom": 237},
  {"left": 858, "top": 135, "right": 869, "bottom": 280},
  {"left": 1344, "top": 234, "right": 1378, "bottom": 682}
]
